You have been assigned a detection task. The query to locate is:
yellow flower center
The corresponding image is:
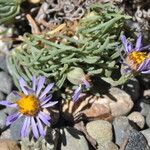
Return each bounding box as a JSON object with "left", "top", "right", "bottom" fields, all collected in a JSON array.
[
  {"left": 125, "top": 51, "right": 150, "bottom": 71},
  {"left": 16, "top": 95, "right": 40, "bottom": 116}
]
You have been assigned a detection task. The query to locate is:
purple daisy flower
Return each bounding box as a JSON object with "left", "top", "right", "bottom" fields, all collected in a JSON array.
[
  {"left": 72, "top": 78, "right": 90, "bottom": 102},
  {"left": 120, "top": 34, "right": 150, "bottom": 74},
  {"left": 0, "top": 76, "right": 57, "bottom": 139}
]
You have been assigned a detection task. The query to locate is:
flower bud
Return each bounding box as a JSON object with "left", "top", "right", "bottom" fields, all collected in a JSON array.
[{"left": 67, "top": 67, "right": 86, "bottom": 85}]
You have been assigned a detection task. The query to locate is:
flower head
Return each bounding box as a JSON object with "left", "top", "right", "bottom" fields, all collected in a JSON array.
[
  {"left": 120, "top": 34, "right": 150, "bottom": 74},
  {"left": 72, "top": 78, "right": 90, "bottom": 102},
  {"left": 0, "top": 76, "right": 57, "bottom": 139}
]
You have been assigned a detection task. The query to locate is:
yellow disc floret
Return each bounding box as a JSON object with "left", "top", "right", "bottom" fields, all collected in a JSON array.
[
  {"left": 16, "top": 95, "right": 40, "bottom": 116},
  {"left": 125, "top": 51, "right": 150, "bottom": 71}
]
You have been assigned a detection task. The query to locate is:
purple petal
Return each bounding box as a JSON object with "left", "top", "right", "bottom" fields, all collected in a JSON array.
[
  {"left": 39, "top": 83, "right": 54, "bottom": 100},
  {"left": 6, "top": 112, "right": 21, "bottom": 126},
  {"left": 19, "top": 78, "right": 28, "bottom": 95},
  {"left": 31, "top": 117, "right": 39, "bottom": 139},
  {"left": 36, "top": 76, "right": 46, "bottom": 97},
  {"left": 121, "top": 35, "right": 129, "bottom": 53},
  {"left": 39, "top": 111, "right": 51, "bottom": 120},
  {"left": 36, "top": 117, "right": 46, "bottom": 137},
  {"left": 12, "top": 91, "right": 21, "bottom": 98},
  {"left": 21, "top": 117, "right": 31, "bottom": 138},
  {"left": 42, "top": 101, "right": 58, "bottom": 108},
  {"left": 127, "top": 43, "right": 133, "bottom": 52},
  {"left": 32, "top": 76, "right": 37, "bottom": 91},
  {"left": 82, "top": 79, "right": 90, "bottom": 88},
  {"left": 40, "top": 95, "right": 52, "bottom": 105},
  {"left": 141, "top": 70, "right": 150, "bottom": 74},
  {"left": 135, "top": 34, "right": 142, "bottom": 50},
  {"left": 38, "top": 112, "right": 50, "bottom": 126},
  {"left": 24, "top": 86, "right": 34, "bottom": 94},
  {"left": 72, "top": 86, "right": 82, "bottom": 102},
  {"left": 138, "top": 58, "right": 150, "bottom": 72},
  {"left": 0, "top": 101, "right": 17, "bottom": 108}
]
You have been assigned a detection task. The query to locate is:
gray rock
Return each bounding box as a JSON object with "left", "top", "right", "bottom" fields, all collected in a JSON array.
[
  {"left": 60, "top": 127, "right": 89, "bottom": 150},
  {"left": 20, "top": 128, "right": 59, "bottom": 150},
  {"left": 10, "top": 116, "right": 25, "bottom": 141},
  {"left": 0, "top": 71, "right": 13, "bottom": 94},
  {"left": 86, "top": 120, "right": 112, "bottom": 146},
  {"left": 113, "top": 116, "right": 133, "bottom": 147},
  {"left": 0, "top": 129, "right": 11, "bottom": 139},
  {"left": 128, "top": 112, "right": 145, "bottom": 129},
  {"left": 122, "top": 78, "right": 140, "bottom": 101},
  {"left": 0, "top": 111, "right": 7, "bottom": 129},
  {"left": 109, "top": 88, "right": 133, "bottom": 117},
  {"left": 0, "top": 53, "right": 8, "bottom": 72},
  {"left": 125, "top": 129, "right": 150, "bottom": 150},
  {"left": 146, "top": 110, "right": 150, "bottom": 128},
  {"left": 141, "top": 128, "right": 150, "bottom": 146},
  {"left": 140, "top": 102, "right": 150, "bottom": 117}
]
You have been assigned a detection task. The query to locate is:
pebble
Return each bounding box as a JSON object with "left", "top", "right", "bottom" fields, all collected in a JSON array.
[
  {"left": 0, "top": 72, "right": 13, "bottom": 94},
  {"left": 128, "top": 111, "right": 145, "bottom": 129},
  {"left": 86, "top": 120, "right": 112, "bottom": 146},
  {"left": 146, "top": 110, "right": 150, "bottom": 128},
  {"left": 0, "top": 53, "right": 8, "bottom": 72},
  {"left": 113, "top": 116, "right": 133, "bottom": 147},
  {"left": 0, "top": 129, "right": 11, "bottom": 140},
  {"left": 109, "top": 87, "right": 133, "bottom": 117},
  {"left": 141, "top": 128, "right": 150, "bottom": 146},
  {"left": 122, "top": 78, "right": 140, "bottom": 101},
  {"left": 140, "top": 101, "right": 150, "bottom": 117},
  {"left": 0, "top": 111, "right": 7, "bottom": 129},
  {"left": 124, "top": 129, "right": 150, "bottom": 150},
  {"left": 60, "top": 127, "right": 89, "bottom": 150},
  {"left": 0, "top": 140, "right": 20, "bottom": 150}
]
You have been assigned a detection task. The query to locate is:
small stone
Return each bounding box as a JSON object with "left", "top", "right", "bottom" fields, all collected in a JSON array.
[
  {"left": 109, "top": 88, "right": 134, "bottom": 117},
  {"left": 146, "top": 110, "right": 150, "bottom": 127},
  {"left": 113, "top": 116, "right": 133, "bottom": 147},
  {"left": 0, "top": 140, "right": 20, "bottom": 150},
  {"left": 0, "top": 111, "right": 7, "bottom": 129},
  {"left": 98, "top": 141, "right": 119, "bottom": 150},
  {"left": 125, "top": 129, "right": 150, "bottom": 150},
  {"left": 60, "top": 127, "right": 89, "bottom": 150},
  {"left": 0, "top": 72, "right": 13, "bottom": 94},
  {"left": 83, "top": 102, "right": 110, "bottom": 119},
  {"left": 0, "top": 129, "right": 11, "bottom": 140},
  {"left": 141, "top": 128, "right": 150, "bottom": 146},
  {"left": 122, "top": 78, "right": 140, "bottom": 101},
  {"left": 140, "top": 102, "right": 150, "bottom": 117},
  {"left": 0, "top": 53, "right": 8, "bottom": 72},
  {"left": 86, "top": 120, "right": 112, "bottom": 146},
  {"left": 128, "top": 112, "right": 145, "bottom": 129}
]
